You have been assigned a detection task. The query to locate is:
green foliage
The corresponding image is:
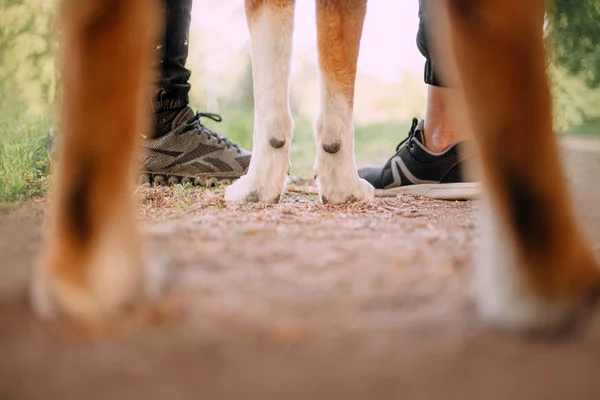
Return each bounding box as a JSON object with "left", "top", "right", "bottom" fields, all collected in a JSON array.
[
  {"left": 564, "top": 117, "right": 600, "bottom": 135},
  {"left": 0, "top": 0, "right": 58, "bottom": 115},
  {"left": 201, "top": 106, "right": 408, "bottom": 177},
  {"left": 546, "top": 0, "right": 600, "bottom": 131},
  {"left": 550, "top": 0, "right": 600, "bottom": 88},
  {"left": 0, "top": 111, "right": 52, "bottom": 202},
  {"left": 223, "top": 54, "right": 255, "bottom": 112},
  {"left": 0, "top": 1, "right": 56, "bottom": 202},
  {"left": 1, "top": 0, "right": 600, "bottom": 204},
  {"left": 172, "top": 183, "right": 195, "bottom": 212},
  {"left": 550, "top": 64, "right": 600, "bottom": 131}
]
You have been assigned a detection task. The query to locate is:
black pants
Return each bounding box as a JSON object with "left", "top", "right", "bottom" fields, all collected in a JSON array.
[
  {"left": 152, "top": 0, "right": 193, "bottom": 113},
  {"left": 153, "top": 0, "right": 443, "bottom": 114},
  {"left": 416, "top": 0, "right": 445, "bottom": 87}
]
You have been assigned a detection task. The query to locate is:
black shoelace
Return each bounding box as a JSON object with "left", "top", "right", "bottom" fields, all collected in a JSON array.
[
  {"left": 183, "top": 112, "right": 241, "bottom": 153},
  {"left": 395, "top": 118, "right": 419, "bottom": 152}
]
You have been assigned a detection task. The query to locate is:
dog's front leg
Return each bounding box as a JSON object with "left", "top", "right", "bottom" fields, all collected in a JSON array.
[
  {"left": 313, "top": 0, "right": 374, "bottom": 204},
  {"left": 32, "top": 0, "right": 160, "bottom": 320},
  {"left": 225, "top": 0, "right": 296, "bottom": 204},
  {"left": 434, "top": 0, "right": 600, "bottom": 333}
]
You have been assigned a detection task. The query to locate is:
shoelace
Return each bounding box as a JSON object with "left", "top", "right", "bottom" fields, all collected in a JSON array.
[
  {"left": 182, "top": 112, "right": 241, "bottom": 153},
  {"left": 395, "top": 117, "right": 419, "bottom": 152},
  {"left": 374, "top": 117, "right": 420, "bottom": 185}
]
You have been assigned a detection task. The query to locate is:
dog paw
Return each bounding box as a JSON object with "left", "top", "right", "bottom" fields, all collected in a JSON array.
[
  {"left": 224, "top": 174, "right": 285, "bottom": 204},
  {"left": 31, "top": 239, "right": 164, "bottom": 322},
  {"left": 318, "top": 176, "right": 374, "bottom": 204},
  {"left": 476, "top": 199, "right": 600, "bottom": 334}
]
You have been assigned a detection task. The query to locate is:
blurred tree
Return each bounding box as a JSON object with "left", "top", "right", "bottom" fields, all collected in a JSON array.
[
  {"left": 2, "top": 0, "right": 600, "bottom": 134},
  {"left": 549, "top": 0, "right": 600, "bottom": 88},
  {"left": 0, "top": 0, "right": 58, "bottom": 116},
  {"left": 225, "top": 53, "right": 254, "bottom": 112},
  {"left": 550, "top": 64, "right": 600, "bottom": 131},
  {"left": 547, "top": 0, "right": 600, "bottom": 131}
]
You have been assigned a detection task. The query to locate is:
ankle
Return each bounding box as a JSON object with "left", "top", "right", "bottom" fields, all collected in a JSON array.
[
  {"left": 422, "top": 85, "right": 460, "bottom": 153},
  {"left": 422, "top": 124, "right": 455, "bottom": 153},
  {"left": 425, "top": 135, "right": 454, "bottom": 153}
]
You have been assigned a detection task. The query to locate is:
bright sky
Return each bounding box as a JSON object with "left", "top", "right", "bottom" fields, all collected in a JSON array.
[{"left": 191, "top": 1, "right": 424, "bottom": 82}]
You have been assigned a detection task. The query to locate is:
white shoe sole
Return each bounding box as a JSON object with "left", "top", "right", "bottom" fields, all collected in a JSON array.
[{"left": 374, "top": 182, "right": 480, "bottom": 200}]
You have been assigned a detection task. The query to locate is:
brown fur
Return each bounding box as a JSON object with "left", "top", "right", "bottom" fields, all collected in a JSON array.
[
  {"left": 37, "top": 0, "right": 159, "bottom": 314},
  {"left": 36, "top": 0, "right": 599, "bottom": 329},
  {"left": 316, "top": 0, "right": 367, "bottom": 106},
  {"left": 245, "top": 0, "right": 294, "bottom": 20},
  {"left": 434, "top": 0, "right": 600, "bottom": 301}
]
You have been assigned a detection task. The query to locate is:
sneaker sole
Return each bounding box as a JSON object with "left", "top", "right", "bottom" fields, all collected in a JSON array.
[
  {"left": 374, "top": 182, "right": 480, "bottom": 200},
  {"left": 139, "top": 172, "right": 244, "bottom": 188}
]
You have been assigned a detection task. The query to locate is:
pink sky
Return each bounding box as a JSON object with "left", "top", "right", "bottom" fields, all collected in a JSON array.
[{"left": 191, "top": 1, "right": 425, "bottom": 82}]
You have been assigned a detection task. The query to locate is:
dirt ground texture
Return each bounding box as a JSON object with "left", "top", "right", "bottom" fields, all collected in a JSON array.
[{"left": 1, "top": 138, "right": 600, "bottom": 400}]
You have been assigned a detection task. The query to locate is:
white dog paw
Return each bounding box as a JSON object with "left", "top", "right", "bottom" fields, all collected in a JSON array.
[
  {"left": 318, "top": 176, "right": 374, "bottom": 204},
  {"left": 224, "top": 174, "right": 285, "bottom": 204}
]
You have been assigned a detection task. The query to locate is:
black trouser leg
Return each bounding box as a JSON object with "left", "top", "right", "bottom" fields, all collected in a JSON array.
[
  {"left": 416, "top": 0, "right": 447, "bottom": 87},
  {"left": 152, "top": 0, "right": 193, "bottom": 137}
]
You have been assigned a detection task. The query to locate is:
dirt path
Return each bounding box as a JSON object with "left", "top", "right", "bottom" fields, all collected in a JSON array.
[{"left": 1, "top": 138, "right": 600, "bottom": 400}]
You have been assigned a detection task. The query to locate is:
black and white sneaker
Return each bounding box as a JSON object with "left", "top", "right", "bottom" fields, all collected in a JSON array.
[{"left": 358, "top": 118, "right": 479, "bottom": 200}]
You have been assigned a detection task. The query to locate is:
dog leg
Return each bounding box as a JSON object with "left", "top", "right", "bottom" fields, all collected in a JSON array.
[
  {"left": 436, "top": 0, "right": 600, "bottom": 332},
  {"left": 313, "top": 0, "right": 374, "bottom": 204},
  {"left": 32, "top": 0, "right": 160, "bottom": 321},
  {"left": 224, "top": 0, "right": 295, "bottom": 204}
]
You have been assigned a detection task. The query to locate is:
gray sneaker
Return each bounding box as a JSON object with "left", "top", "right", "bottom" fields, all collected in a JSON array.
[{"left": 140, "top": 107, "right": 251, "bottom": 186}]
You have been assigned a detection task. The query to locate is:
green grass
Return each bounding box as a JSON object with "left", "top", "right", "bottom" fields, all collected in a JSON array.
[
  {"left": 563, "top": 119, "right": 600, "bottom": 137},
  {"left": 0, "top": 107, "right": 407, "bottom": 204},
  {"left": 5, "top": 105, "right": 598, "bottom": 206},
  {"left": 204, "top": 109, "right": 408, "bottom": 177},
  {"left": 355, "top": 122, "right": 411, "bottom": 164},
  {"left": 0, "top": 114, "right": 52, "bottom": 203},
  {"left": 172, "top": 182, "right": 195, "bottom": 212}
]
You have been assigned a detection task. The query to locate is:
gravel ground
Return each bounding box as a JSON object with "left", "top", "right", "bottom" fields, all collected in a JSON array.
[{"left": 1, "top": 138, "right": 600, "bottom": 400}]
